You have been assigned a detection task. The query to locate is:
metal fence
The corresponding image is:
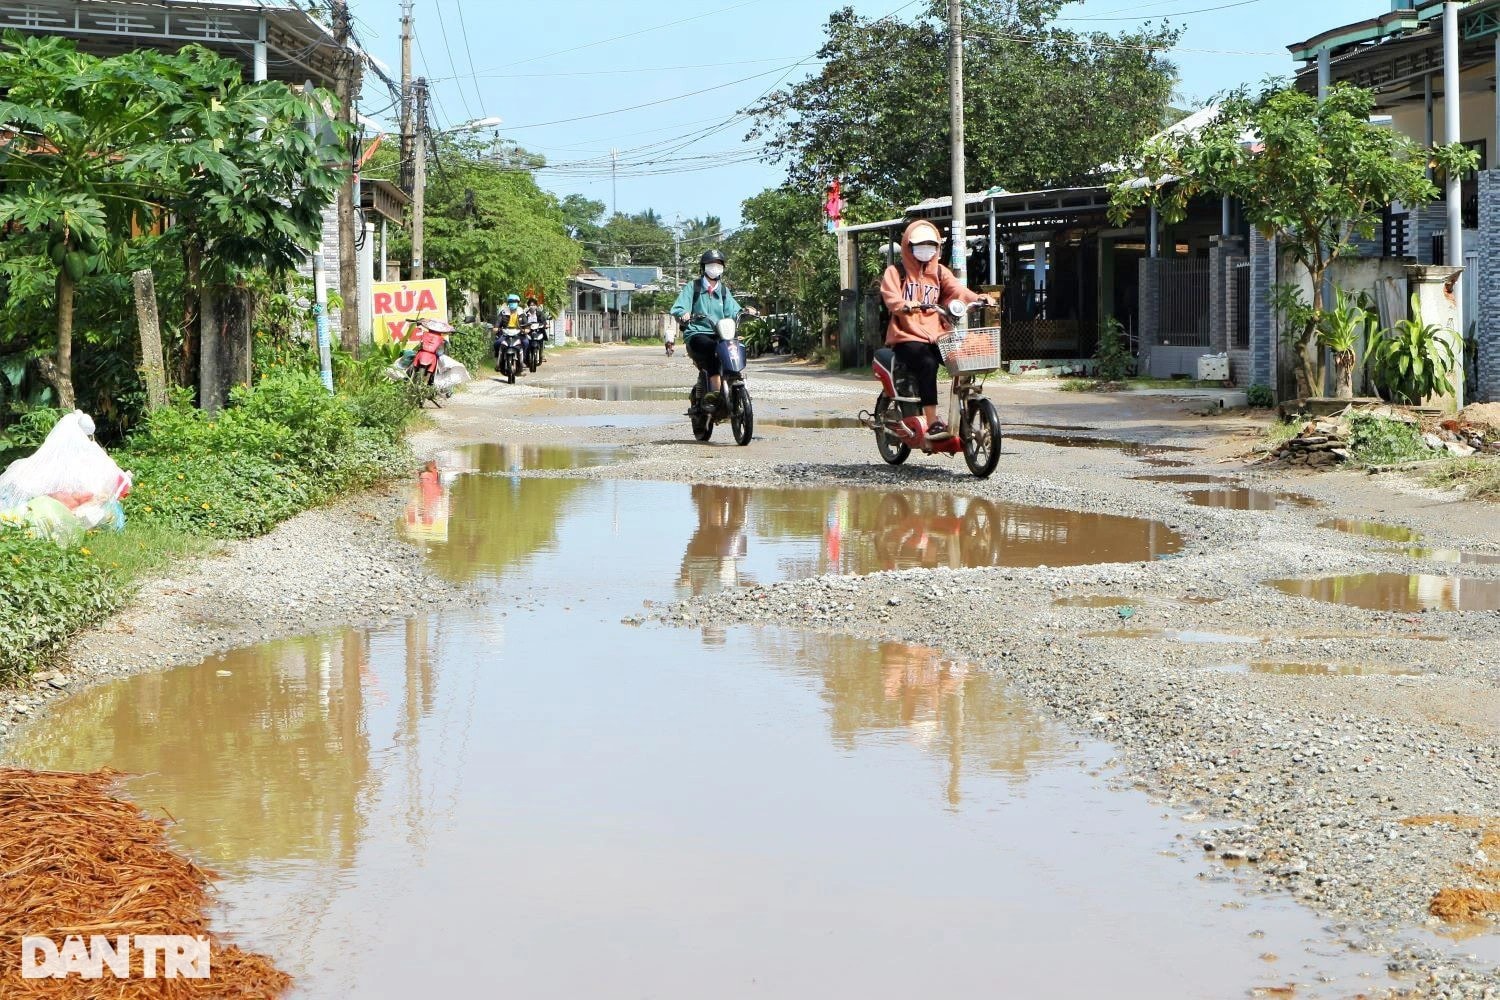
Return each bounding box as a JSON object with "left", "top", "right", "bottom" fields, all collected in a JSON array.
[
  {"left": 570, "top": 312, "right": 674, "bottom": 344},
  {"left": 1227, "top": 259, "right": 1251, "bottom": 350},
  {"left": 1146, "top": 259, "right": 1212, "bottom": 347}
]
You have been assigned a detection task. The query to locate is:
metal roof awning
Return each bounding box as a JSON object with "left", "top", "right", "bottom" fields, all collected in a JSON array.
[
  {"left": 906, "top": 185, "right": 1114, "bottom": 225},
  {"left": 0, "top": 0, "right": 360, "bottom": 88},
  {"left": 569, "top": 273, "right": 648, "bottom": 293}
]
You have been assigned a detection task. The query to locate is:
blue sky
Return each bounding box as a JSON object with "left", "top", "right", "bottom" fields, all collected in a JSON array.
[{"left": 355, "top": 0, "right": 1377, "bottom": 228}]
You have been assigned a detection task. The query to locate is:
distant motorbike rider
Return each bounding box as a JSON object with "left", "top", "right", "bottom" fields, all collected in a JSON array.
[
  {"left": 493, "top": 293, "right": 524, "bottom": 355},
  {"left": 671, "top": 249, "right": 744, "bottom": 410},
  {"left": 880, "top": 220, "right": 992, "bottom": 438}
]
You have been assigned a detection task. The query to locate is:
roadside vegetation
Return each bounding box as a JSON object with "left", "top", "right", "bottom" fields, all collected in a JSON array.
[
  {"left": 1425, "top": 458, "right": 1500, "bottom": 501},
  {"left": 0, "top": 346, "right": 418, "bottom": 680}
]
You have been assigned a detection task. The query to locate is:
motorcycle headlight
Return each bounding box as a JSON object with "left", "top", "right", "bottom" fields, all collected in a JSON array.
[{"left": 716, "top": 318, "right": 737, "bottom": 341}]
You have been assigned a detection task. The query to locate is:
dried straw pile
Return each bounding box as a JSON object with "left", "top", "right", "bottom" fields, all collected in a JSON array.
[{"left": 0, "top": 768, "right": 290, "bottom": 998}]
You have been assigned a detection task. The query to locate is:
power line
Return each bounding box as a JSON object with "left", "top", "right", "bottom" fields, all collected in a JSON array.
[
  {"left": 432, "top": 0, "right": 480, "bottom": 120},
  {"left": 1057, "top": 0, "right": 1268, "bottom": 22},
  {"left": 426, "top": 55, "right": 808, "bottom": 83},
  {"left": 502, "top": 59, "right": 821, "bottom": 131},
  {"left": 467, "top": 0, "right": 764, "bottom": 75}
]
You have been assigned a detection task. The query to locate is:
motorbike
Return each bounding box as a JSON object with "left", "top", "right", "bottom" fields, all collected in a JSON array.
[
  {"left": 524, "top": 319, "right": 548, "bottom": 372},
  {"left": 686, "top": 314, "right": 755, "bottom": 446},
  {"left": 493, "top": 324, "right": 525, "bottom": 384},
  {"left": 406, "top": 318, "right": 454, "bottom": 407},
  {"left": 861, "top": 301, "right": 1003, "bottom": 479}
]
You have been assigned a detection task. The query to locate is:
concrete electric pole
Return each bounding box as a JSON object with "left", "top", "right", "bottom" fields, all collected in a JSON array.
[
  {"left": 412, "top": 78, "right": 428, "bottom": 280},
  {"left": 332, "top": 0, "right": 363, "bottom": 351},
  {"left": 948, "top": 0, "right": 968, "bottom": 317},
  {"left": 399, "top": 0, "right": 414, "bottom": 196}
]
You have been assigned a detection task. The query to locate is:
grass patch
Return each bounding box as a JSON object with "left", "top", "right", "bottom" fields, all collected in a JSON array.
[
  {"left": 1424, "top": 457, "right": 1500, "bottom": 501},
  {"left": 1264, "top": 419, "right": 1301, "bottom": 450},
  {"left": 1059, "top": 379, "right": 1105, "bottom": 392},
  {"left": 85, "top": 521, "right": 209, "bottom": 579}
]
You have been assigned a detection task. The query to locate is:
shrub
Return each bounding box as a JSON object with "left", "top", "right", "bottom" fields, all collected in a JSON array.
[
  {"left": 446, "top": 323, "right": 491, "bottom": 372},
  {"left": 1094, "top": 318, "right": 1134, "bottom": 382},
  {"left": 1247, "top": 384, "right": 1274, "bottom": 408},
  {"left": 0, "top": 524, "right": 123, "bottom": 679},
  {"left": 1366, "top": 296, "right": 1460, "bottom": 405},
  {"left": 1347, "top": 414, "right": 1431, "bottom": 466}
]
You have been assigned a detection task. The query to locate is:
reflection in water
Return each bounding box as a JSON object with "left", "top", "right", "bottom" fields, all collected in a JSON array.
[
  {"left": 1270, "top": 573, "right": 1500, "bottom": 613},
  {"left": 545, "top": 383, "right": 684, "bottom": 401},
  {"left": 1211, "top": 661, "right": 1422, "bottom": 676},
  {"left": 1319, "top": 518, "right": 1424, "bottom": 543},
  {"left": 16, "top": 630, "right": 382, "bottom": 870},
  {"left": 1397, "top": 546, "right": 1500, "bottom": 566},
  {"left": 1187, "top": 488, "right": 1318, "bottom": 511},
  {"left": 419, "top": 479, "right": 1185, "bottom": 600},
  {"left": 680, "top": 484, "right": 752, "bottom": 594},
  {"left": 445, "top": 442, "right": 618, "bottom": 474},
  {"left": 1007, "top": 433, "right": 1196, "bottom": 455},
  {"left": 757, "top": 632, "right": 1065, "bottom": 808}
]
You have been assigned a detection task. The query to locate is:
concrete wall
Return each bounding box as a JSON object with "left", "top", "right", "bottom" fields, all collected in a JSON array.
[{"left": 1273, "top": 253, "right": 1411, "bottom": 397}]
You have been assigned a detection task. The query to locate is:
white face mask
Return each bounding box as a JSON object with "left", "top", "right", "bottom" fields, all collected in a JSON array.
[
  {"left": 912, "top": 245, "right": 939, "bottom": 263},
  {"left": 704, "top": 264, "right": 725, "bottom": 280}
]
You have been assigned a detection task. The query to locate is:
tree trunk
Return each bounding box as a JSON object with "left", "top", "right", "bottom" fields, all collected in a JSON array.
[
  {"left": 52, "top": 269, "right": 77, "bottom": 411},
  {"left": 219, "top": 284, "right": 255, "bottom": 395},
  {"left": 1332, "top": 351, "right": 1355, "bottom": 399}
]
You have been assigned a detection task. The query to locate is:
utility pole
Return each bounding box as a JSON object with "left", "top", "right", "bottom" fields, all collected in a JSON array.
[
  {"left": 412, "top": 78, "right": 428, "bottom": 280},
  {"left": 332, "top": 0, "right": 363, "bottom": 352},
  {"left": 674, "top": 215, "right": 682, "bottom": 287},
  {"left": 610, "top": 148, "right": 619, "bottom": 217},
  {"left": 399, "top": 0, "right": 414, "bottom": 194},
  {"left": 947, "top": 0, "right": 968, "bottom": 327}
]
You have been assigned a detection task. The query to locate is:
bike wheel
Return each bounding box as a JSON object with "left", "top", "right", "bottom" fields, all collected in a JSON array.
[
  {"left": 963, "top": 398, "right": 1003, "bottom": 479},
  {"left": 730, "top": 384, "right": 753, "bottom": 446},
  {"left": 506, "top": 357, "right": 516, "bottom": 385},
  {"left": 873, "top": 395, "right": 910, "bottom": 466}
]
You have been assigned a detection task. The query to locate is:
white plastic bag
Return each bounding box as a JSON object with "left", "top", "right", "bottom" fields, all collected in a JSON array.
[
  {"left": 0, "top": 410, "right": 132, "bottom": 517},
  {"left": 433, "top": 354, "right": 469, "bottom": 391}
]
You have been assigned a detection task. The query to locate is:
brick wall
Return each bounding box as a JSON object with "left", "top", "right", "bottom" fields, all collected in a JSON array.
[
  {"left": 1247, "top": 229, "right": 1276, "bottom": 391},
  {"left": 1478, "top": 172, "right": 1500, "bottom": 402}
]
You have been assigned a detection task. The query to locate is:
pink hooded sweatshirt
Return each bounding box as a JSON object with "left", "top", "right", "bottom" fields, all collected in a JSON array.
[{"left": 880, "top": 219, "right": 983, "bottom": 346}]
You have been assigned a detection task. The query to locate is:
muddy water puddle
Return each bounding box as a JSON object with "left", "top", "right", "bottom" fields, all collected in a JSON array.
[
  {"left": 1188, "top": 488, "right": 1320, "bottom": 510},
  {"left": 1008, "top": 432, "right": 1197, "bottom": 456},
  {"left": 10, "top": 460, "right": 1413, "bottom": 997},
  {"left": 1393, "top": 546, "right": 1500, "bottom": 566},
  {"left": 12, "top": 613, "right": 1392, "bottom": 998},
  {"left": 1210, "top": 661, "right": 1423, "bottom": 676},
  {"left": 1320, "top": 518, "right": 1424, "bottom": 543},
  {"left": 1270, "top": 574, "right": 1500, "bottom": 613},
  {"left": 442, "top": 442, "right": 618, "bottom": 473},
  {"left": 1082, "top": 628, "right": 1265, "bottom": 644},
  {"left": 408, "top": 479, "right": 1183, "bottom": 586},
  {"left": 544, "top": 382, "right": 685, "bottom": 401},
  {"left": 763, "top": 415, "right": 867, "bottom": 429},
  {"left": 1133, "top": 473, "right": 1236, "bottom": 485},
  {"left": 521, "top": 412, "right": 679, "bottom": 429}
]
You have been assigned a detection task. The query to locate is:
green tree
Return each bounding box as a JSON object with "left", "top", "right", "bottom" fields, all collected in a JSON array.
[
  {"left": 560, "top": 194, "right": 606, "bottom": 266},
  {"left": 0, "top": 33, "right": 346, "bottom": 412},
  {"left": 597, "top": 209, "right": 675, "bottom": 269},
  {"left": 1108, "top": 83, "right": 1476, "bottom": 399},
  {"left": 394, "top": 134, "right": 580, "bottom": 314},
  {"left": 746, "top": 1, "right": 1179, "bottom": 207},
  {"left": 732, "top": 185, "right": 891, "bottom": 346}
]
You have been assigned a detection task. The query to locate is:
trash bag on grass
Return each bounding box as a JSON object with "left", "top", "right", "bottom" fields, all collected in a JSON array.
[{"left": 0, "top": 411, "right": 131, "bottom": 537}]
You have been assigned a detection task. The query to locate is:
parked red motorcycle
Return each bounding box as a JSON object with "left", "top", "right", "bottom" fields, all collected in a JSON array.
[
  {"left": 861, "top": 301, "right": 1003, "bottom": 478},
  {"left": 407, "top": 317, "right": 455, "bottom": 406}
]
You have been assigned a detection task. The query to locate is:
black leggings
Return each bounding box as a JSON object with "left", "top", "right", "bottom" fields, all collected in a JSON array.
[
  {"left": 686, "top": 333, "right": 721, "bottom": 376},
  {"left": 893, "top": 341, "right": 943, "bottom": 406}
]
